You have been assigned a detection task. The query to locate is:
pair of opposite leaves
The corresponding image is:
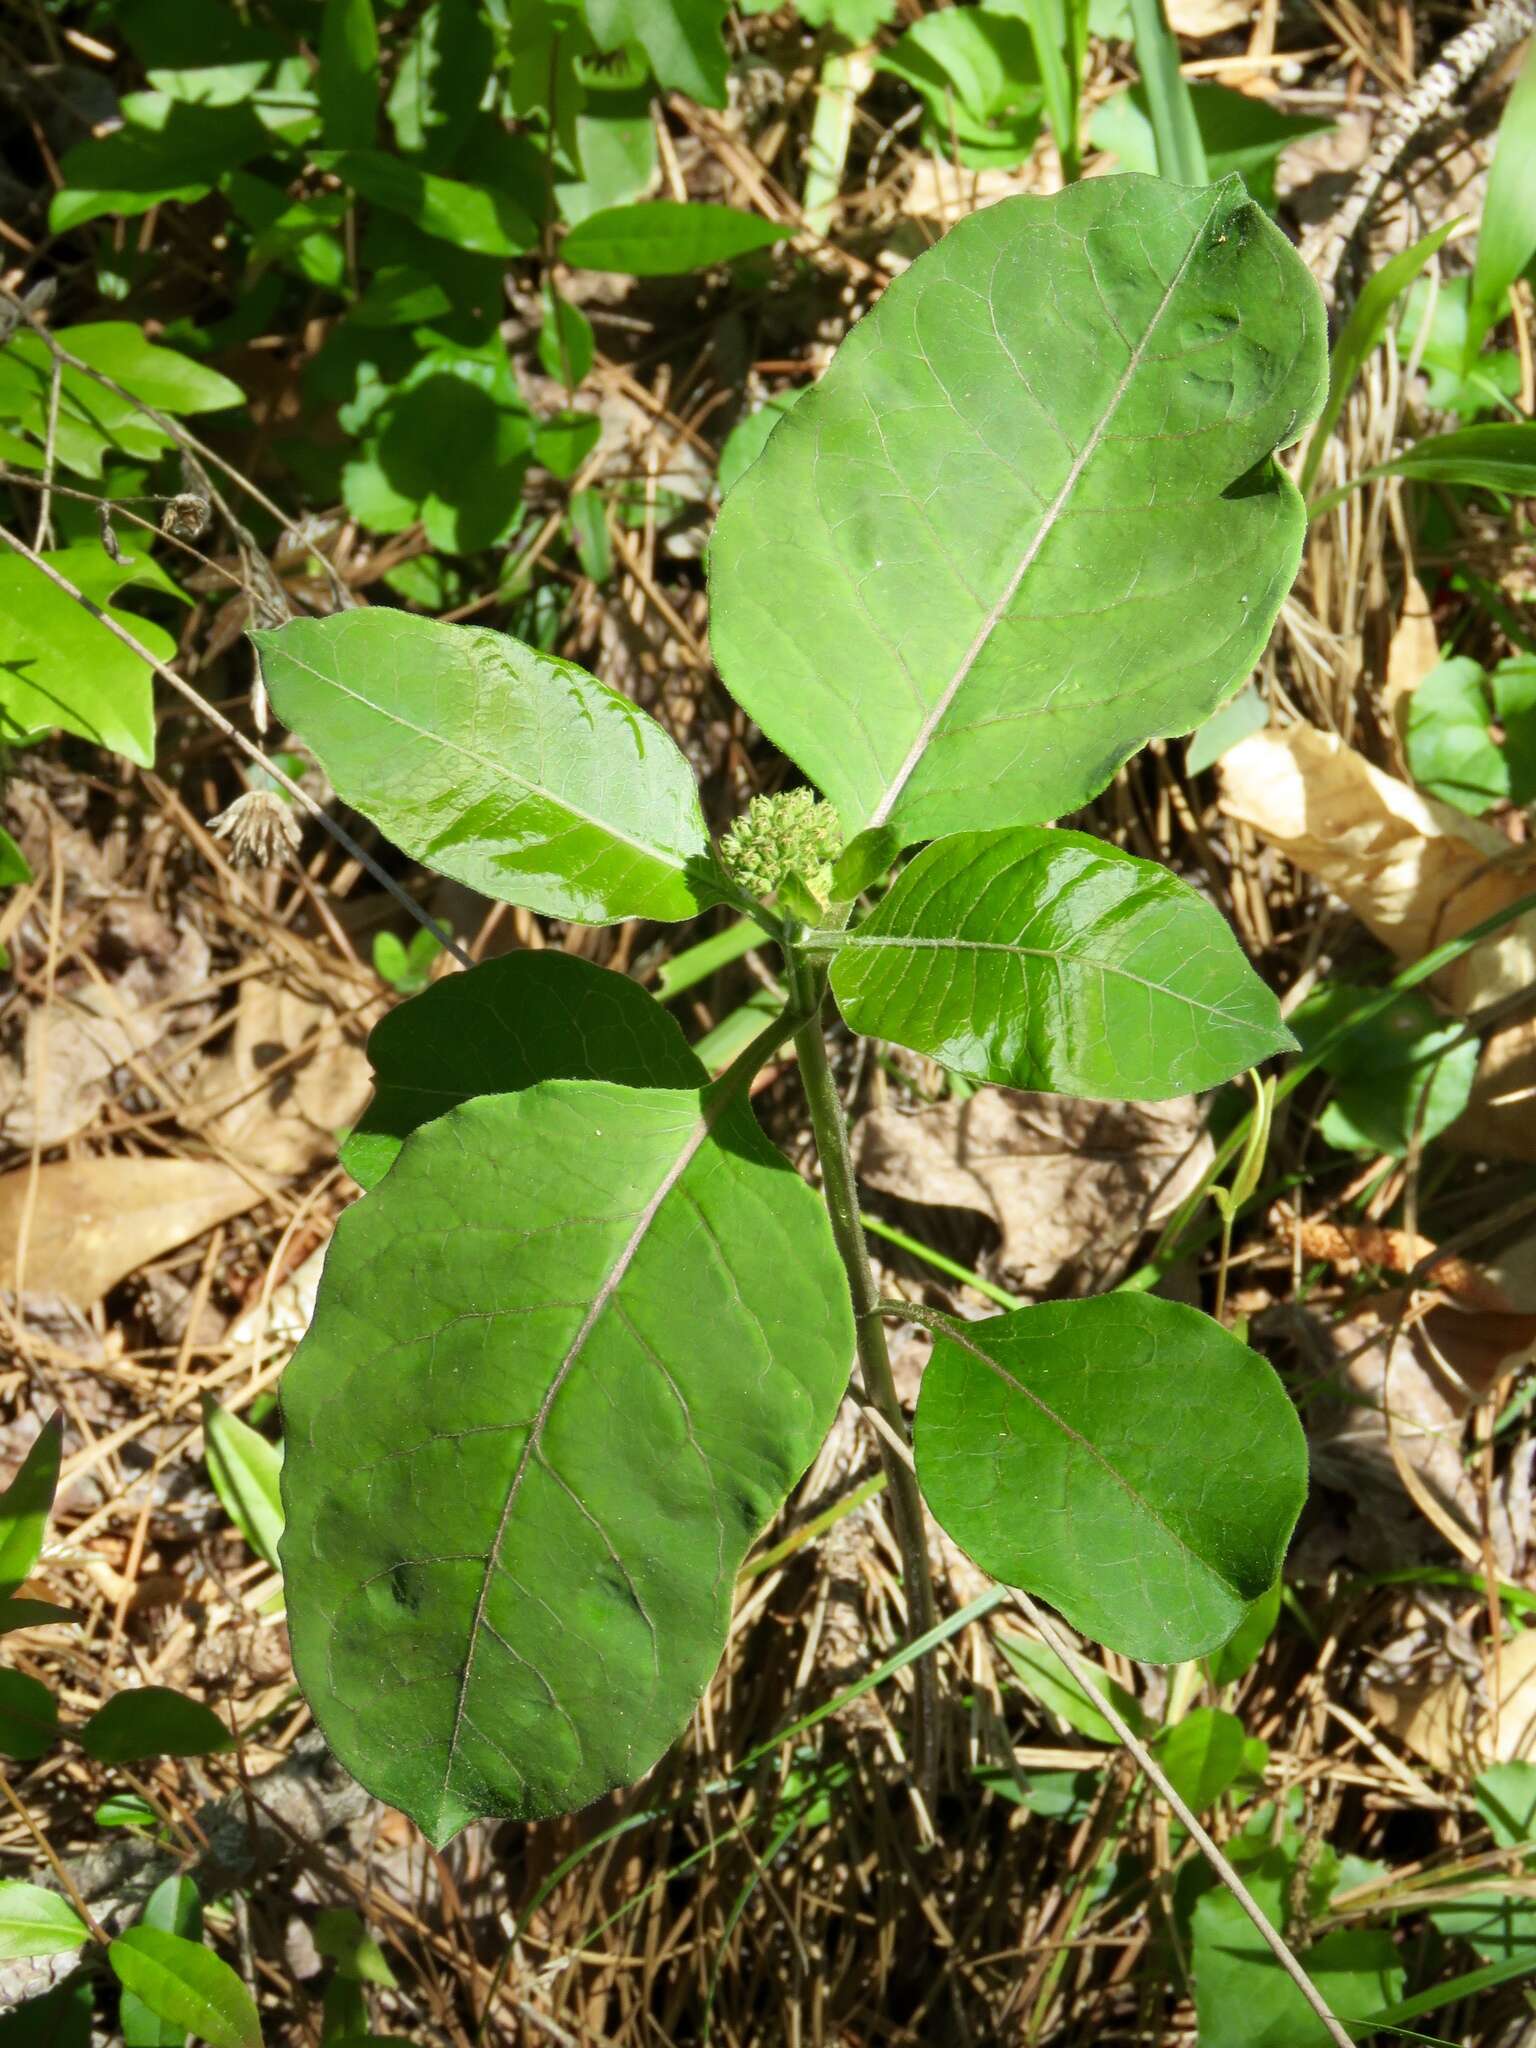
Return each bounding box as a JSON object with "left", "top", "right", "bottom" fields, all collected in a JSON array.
[{"left": 260, "top": 174, "right": 1326, "bottom": 1843}]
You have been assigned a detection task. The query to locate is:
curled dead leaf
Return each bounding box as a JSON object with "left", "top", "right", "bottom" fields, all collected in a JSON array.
[{"left": 1369, "top": 1627, "right": 1536, "bottom": 1777}]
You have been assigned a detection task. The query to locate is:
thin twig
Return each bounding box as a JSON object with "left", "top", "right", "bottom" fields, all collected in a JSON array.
[{"left": 0, "top": 519, "right": 471, "bottom": 968}]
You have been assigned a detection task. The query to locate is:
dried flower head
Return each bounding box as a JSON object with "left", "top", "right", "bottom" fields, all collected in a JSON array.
[
  {"left": 719, "top": 787, "right": 842, "bottom": 906},
  {"left": 161, "top": 492, "right": 211, "bottom": 542},
  {"left": 208, "top": 790, "right": 301, "bottom": 869}
]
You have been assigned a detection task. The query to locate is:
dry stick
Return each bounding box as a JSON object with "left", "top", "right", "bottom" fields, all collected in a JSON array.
[
  {"left": 1306, "top": 0, "right": 1536, "bottom": 305},
  {"left": 874, "top": 1300, "right": 1356, "bottom": 2046},
  {"left": 0, "top": 519, "right": 471, "bottom": 969}
]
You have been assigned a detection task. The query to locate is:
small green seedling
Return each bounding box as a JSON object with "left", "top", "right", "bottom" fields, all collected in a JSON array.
[
  {"left": 371, "top": 923, "right": 447, "bottom": 995},
  {"left": 257, "top": 173, "right": 1328, "bottom": 1844}
]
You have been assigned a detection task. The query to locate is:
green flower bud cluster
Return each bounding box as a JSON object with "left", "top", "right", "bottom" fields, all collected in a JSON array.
[{"left": 719, "top": 787, "right": 843, "bottom": 906}]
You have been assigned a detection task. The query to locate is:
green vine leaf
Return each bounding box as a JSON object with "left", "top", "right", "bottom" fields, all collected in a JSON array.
[
  {"left": 255, "top": 611, "right": 714, "bottom": 924},
  {"left": 824, "top": 827, "right": 1292, "bottom": 1097},
  {"left": 710, "top": 174, "right": 1325, "bottom": 844},
  {"left": 281, "top": 1080, "right": 854, "bottom": 1842},
  {"left": 913, "top": 1293, "right": 1307, "bottom": 1661},
  {"left": 342, "top": 951, "right": 705, "bottom": 1190}
]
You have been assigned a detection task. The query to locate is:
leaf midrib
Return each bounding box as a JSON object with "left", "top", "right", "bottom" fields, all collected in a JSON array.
[
  {"left": 273, "top": 645, "right": 697, "bottom": 875},
  {"left": 440, "top": 1094, "right": 713, "bottom": 1804},
  {"left": 825, "top": 930, "right": 1244, "bottom": 1024},
  {"left": 931, "top": 1318, "right": 1228, "bottom": 1596},
  {"left": 865, "top": 191, "right": 1224, "bottom": 830}
]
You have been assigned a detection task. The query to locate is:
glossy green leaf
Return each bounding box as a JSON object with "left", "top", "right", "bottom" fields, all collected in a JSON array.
[
  {"left": 123, "top": 1878, "right": 202, "bottom": 2048},
  {"left": 717, "top": 391, "right": 800, "bottom": 501},
  {"left": 1404, "top": 656, "right": 1505, "bottom": 815},
  {"left": 254, "top": 610, "right": 713, "bottom": 924},
  {"left": 319, "top": 0, "right": 379, "bottom": 150},
  {"left": 343, "top": 950, "right": 704, "bottom": 1190},
  {"left": 824, "top": 828, "right": 1292, "bottom": 1099},
  {"left": 1466, "top": 42, "right": 1536, "bottom": 368},
  {"left": 996, "top": 1634, "right": 1145, "bottom": 1741},
  {"left": 0, "top": 1881, "right": 89, "bottom": 1962},
  {"left": 0, "top": 543, "right": 181, "bottom": 766},
  {"left": 108, "top": 1930, "right": 261, "bottom": 2048},
  {"left": 1207, "top": 1576, "right": 1279, "bottom": 1682},
  {"left": 78, "top": 1687, "right": 231, "bottom": 1764},
  {"left": 0, "top": 1670, "right": 58, "bottom": 1761},
  {"left": 202, "top": 1398, "right": 284, "bottom": 1573},
  {"left": 281, "top": 1079, "right": 854, "bottom": 1841},
  {"left": 0, "top": 1414, "right": 61, "bottom": 1597},
  {"left": 319, "top": 150, "right": 535, "bottom": 255},
  {"left": 1154, "top": 1706, "right": 1247, "bottom": 1809},
  {"left": 914, "top": 1293, "right": 1308, "bottom": 1661},
  {"left": 710, "top": 175, "right": 1326, "bottom": 845},
  {"left": 562, "top": 201, "right": 782, "bottom": 275},
  {"left": 585, "top": 0, "right": 729, "bottom": 107},
  {"left": 30, "top": 324, "right": 243, "bottom": 416}
]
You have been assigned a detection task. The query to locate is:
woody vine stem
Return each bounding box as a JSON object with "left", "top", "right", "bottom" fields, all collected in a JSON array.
[{"left": 783, "top": 939, "right": 941, "bottom": 1790}]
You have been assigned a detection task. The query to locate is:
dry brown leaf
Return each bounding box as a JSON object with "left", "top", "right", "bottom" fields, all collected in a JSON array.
[
  {"left": 1369, "top": 1627, "right": 1536, "bottom": 1776},
  {"left": 852, "top": 1090, "right": 1210, "bottom": 1296},
  {"left": 1219, "top": 724, "right": 1536, "bottom": 1013},
  {"left": 186, "top": 977, "right": 374, "bottom": 1176},
  {"left": 1167, "top": 0, "right": 1250, "bottom": 33},
  {"left": 1383, "top": 571, "right": 1441, "bottom": 733},
  {"left": 902, "top": 160, "right": 1038, "bottom": 226},
  {"left": 1289, "top": 1212, "right": 1518, "bottom": 1314},
  {"left": 0, "top": 1157, "right": 264, "bottom": 1304}
]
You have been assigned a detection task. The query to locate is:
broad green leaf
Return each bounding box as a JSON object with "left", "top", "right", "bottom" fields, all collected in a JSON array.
[
  {"left": 1154, "top": 1706, "right": 1248, "bottom": 1809},
  {"left": 1396, "top": 273, "right": 1521, "bottom": 420},
  {"left": 95, "top": 1793, "right": 160, "bottom": 1827},
  {"left": 563, "top": 201, "right": 782, "bottom": 276},
  {"left": 319, "top": 0, "right": 379, "bottom": 150},
  {"left": 108, "top": 1930, "right": 261, "bottom": 2048},
  {"left": 319, "top": 150, "right": 536, "bottom": 256},
  {"left": 1192, "top": 1870, "right": 1401, "bottom": 2047},
  {"left": 29, "top": 324, "right": 243, "bottom": 415},
  {"left": 0, "top": 1881, "right": 89, "bottom": 1962},
  {"left": 996, "top": 1634, "right": 1145, "bottom": 1740},
  {"left": 585, "top": 0, "right": 729, "bottom": 108},
  {"left": 342, "top": 950, "right": 704, "bottom": 1190},
  {"left": 1090, "top": 81, "right": 1329, "bottom": 209},
  {"left": 1291, "top": 983, "right": 1477, "bottom": 1157},
  {"left": 281, "top": 1079, "right": 854, "bottom": 1841},
  {"left": 876, "top": 9, "right": 1044, "bottom": 169},
  {"left": 0, "top": 1413, "right": 60, "bottom": 1597},
  {"left": 123, "top": 1877, "right": 202, "bottom": 2048},
  {"left": 716, "top": 391, "right": 800, "bottom": 501},
  {"left": 710, "top": 175, "right": 1326, "bottom": 846},
  {"left": 535, "top": 409, "right": 601, "bottom": 480},
  {"left": 824, "top": 828, "right": 1292, "bottom": 1099},
  {"left": 1475, "top": 1761, "right": 1536, "bottom": 1851},
  {"left": 202, "top": 1399, "right": 284, "bottom": 1573},
  {"left": 50, "top": 98, "right": 304, "bottom": 230},
  {"left": 254, "top": 611, "right": 713, "bottom": 925},
  {"left": 569, "top": 489, "right": 613, "bottom": 582},
  {"left": 1404, "top": 656, "right": 1506, "bottom": 814},
  {"left": 1466, "top": 43, "right": 1536, "bottom": 368},
  {"left": 0, "top": 543, "right": 181, "bottom": 766},
  {"left": 386, "top": 0, "right": 492, "bottom": 167},
  {"left": 78, "top": 1687, "right": 232, "bottom": 1764},
  {"left": 556, "top": 98, "right": 659, "bottom": 226},
  {"left": 1494, "top": 656, "right": 1536, "bottom": 803},
  {"left": 914, "top": 1293, "right": 1307, "bottom": 1662},
  {"left": 0, "top": 1670, "right": 57, "bottom": 1761}
]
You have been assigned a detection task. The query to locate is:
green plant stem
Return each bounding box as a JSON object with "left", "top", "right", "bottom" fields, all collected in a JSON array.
[{"left": 784, "top": 947, "right": 941, "bottom": 1793}]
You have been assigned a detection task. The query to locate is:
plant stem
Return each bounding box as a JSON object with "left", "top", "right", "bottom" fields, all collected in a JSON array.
[{"left": 784, "top": 947, "right": 940, "bottom": 1792}]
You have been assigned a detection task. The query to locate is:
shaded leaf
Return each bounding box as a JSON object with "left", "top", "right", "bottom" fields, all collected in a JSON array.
[
  {"left": 914, "top": 1293, "right": 1307, "bottom": 1661},
  {"left": 876, "top": 9, "right": 1044, "bottom": 169},
  {"left": 563, "top": 201, "right": 782, "bottom": 275},
  {"left": 996, "top": 1634, "right": 1144, "bottom": 1740},
  {"left": 1404, "top": 656, "right": 1506, "bottom": 815},
  {"left": 825, "top": 828, "right": 1291, "bottom": 1099},
  {"left": 539, "top": 285, "right": 595, "bottom": 387},
  {"left": 1291, "top": 983, "right": 1478, "bottom": 1157},
  {"left": 387, "top": 0, "right": 491, "bottom": 167},
  {"left": 320, "top": 150, "right": 535, "bottom": 255},
  {"left": 1185, "top": 680, "right": 1267, "bottom": 774},
  {"left": 122, "top": 1878, "right": 202, "bottom": 2048},
  {"left": 319, "top": 0, "right": 379, "bottom": 150},
  {"left": 1154, "top": 1706, "right": 1248, "bottom": 1808},
  {"left": 108, "top": 1930, "right": 260, "bottom": 2048},
  {"left": 0, "top": 1882, "right": 88, "bottom": 1963},
  {"left": 255, "top": 610, "right": 713, "bottom": 924},
  {"left": 1207, "top": 1577, "right": 1280, "bottom": 1682},
  {"left": 0, "top": 1978, "right": 92, "bottom": 2046},
  {"left": 711, "top": 175, "right": 1325, "bottom": 845},
  {"left": 0, "top": 1671, "right": 58, "bottom": 1762},
  {"left": 1192, "top": 1874, "right": 1401, "bottom": 2047},
  {"left": 78, "top": 1688, "right": 231, "bottom": 1764},
  {"left": 281, "top": 1080, "right": 854, "bottom": 1841},
  {"left": 342, "top": 950, "right": 704, "bottom": 1190},
  {"left": 313, "top": 1909, "right": 396, "bottom": 1988}
]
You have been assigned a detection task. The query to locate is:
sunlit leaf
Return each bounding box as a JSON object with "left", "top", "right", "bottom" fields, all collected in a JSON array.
[
  {"left": 78, "top": 1688, "right": 232, "bottom": 1764},
  {"left": 108, "top": 1930, "right": 261, "bottom": 2048},
  {"left": 563, "top": 201, "right": 782, "bottom": 275},
  {"left": 0, "top": 1881, "right": 89, "bottom": 1963}
]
